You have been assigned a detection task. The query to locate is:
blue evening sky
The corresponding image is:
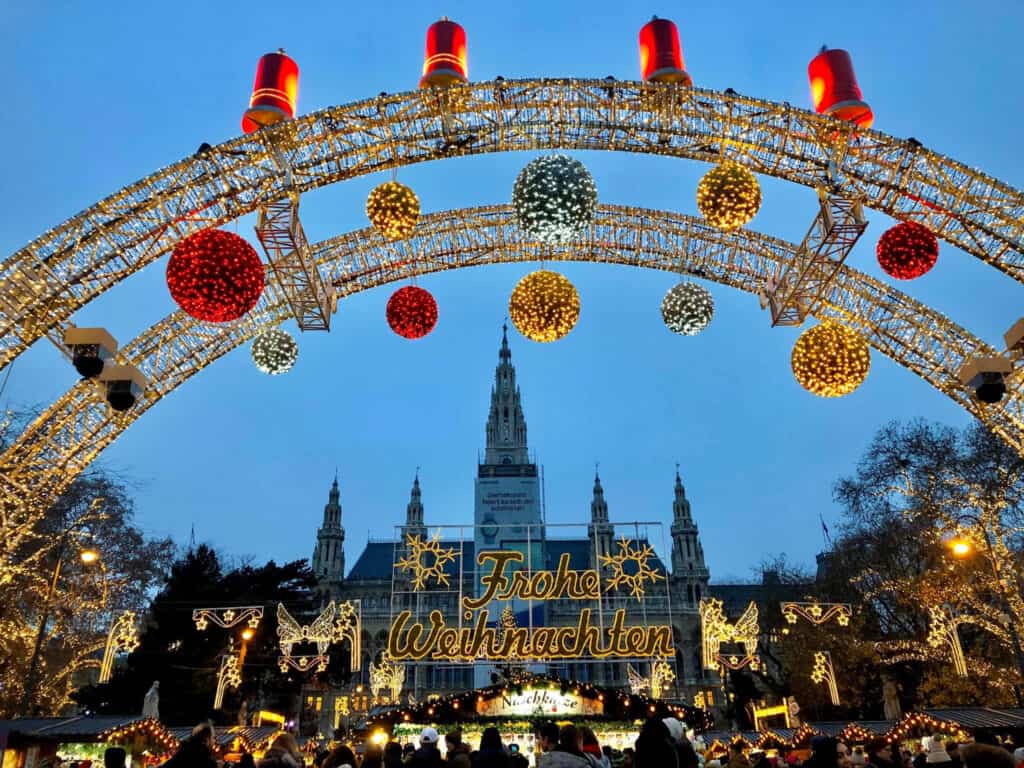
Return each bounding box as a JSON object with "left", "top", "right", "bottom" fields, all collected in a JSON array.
[{"left": 2, "top": 1, "right": 1022, "bottom": 582}]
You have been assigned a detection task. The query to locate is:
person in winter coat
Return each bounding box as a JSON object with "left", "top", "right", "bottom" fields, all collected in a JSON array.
[
  {"left": 472, "top": 728, "right": 511, "bottom": 768},
  {"left": 925, "top": 739, "right": 954, "bottom": 768},
  {"left": 364, "top": 746, "right": 386, "bottom": 768},
  {"left": 635, "top": 718, "right": 678, "bottom": 768},
  {"left": 446, "top": 730, "right": 472, "bottom": 768},
  {"left": 867, "top": 739, "right": 899, "bottom": 768},
  {"left": 259, "top": 733, "right": 303, "bottom": 768},
  {"left": 410, "top": 727, "right": 445, "bottom": 768},
  {"left": 160, "top": 723, "right": 218, "bottom": 768},
  {"left": 662, "top": 719, "right": 698, "bottom": 768},
  {"left": 540, "top": 725, "right": 591, "bottom": 768},
  {"left": 323, "top": 744, "right": 358, "bottom": 768},
  {"left": 386, "top": 742, "right": 406, "bottom": 768},
  {"left": 580, "top": 727, "right": 608, "bottom": 768},
  {"left": 727, "top": 743, "right": 751, "bottom": 768}
]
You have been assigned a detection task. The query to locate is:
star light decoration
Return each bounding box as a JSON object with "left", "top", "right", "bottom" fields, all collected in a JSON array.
[
  {"left": 395, "top": 531, "right": 459, "bottom": 590},
  {"left": 99, "top": 611, "right": 140, "bottom": 684},
  {"left": 193, "top": 606, "right": 264, "bottom": 631},
  {"left": 367, "top": 181, "right": 421, "bottom": 240},
  {"left": 251, "top": 327, "right": 299, "bottom": 374},
  {"left": 649, "top": 661, "right": 676, "bottom": 699},
  {"left": 876, "top": 221, "right": 939, "bottom": 280},
  {"left": 370, "top": 652, "right": 406, "bottom": 703},
  {"left": 927, "top": 606, "right": 968, "bottom": 677},
  {"left": 696, "top": 161, "right": 761, "bottom": 230},
  {"left": 661, "top": 282, "right": 714, "bottom": 335},
  {"left": 513, "top": 154, "right": 598, "bottom": 244},
  {"left": 509, "top": 270, "right": 581, "bottom": 343},
  {"left": 386, "top": 285, "right": 439, "bottom": 339},
  {"left": 166, "top": 229, "right": 265, "bottom": 322},
  {"left": 598, "top": 536, "right": 665, "bottom": 601},
  {"left": 214, "top": 645, "right": 242, "bottom": 709},
  {"left": 791, "top": 320, "right": 871, "bottom": 397},
  {"left": 700, "top": 598, "right": 759, "bottom": 670},
  {"left": 275, "top": 600, "right": 362, "bottom": 673},
  {"left": 781, "top": 601, "right": 852, "bottom": 627},
  {"left": 810, "top": 651, "right": 840, "bottom": 706}
]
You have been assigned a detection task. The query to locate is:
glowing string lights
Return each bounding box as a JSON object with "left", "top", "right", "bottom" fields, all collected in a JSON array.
[
  {"left": 811, "top": 651, "right": 840, "bottom": 706},
  {"left": 367, "top": 182, "right": 421, "bottom": 240},
  {"left": 99, "top": 611, "right": 139, "bottom": 684},
  {"left": 696, "top": 161, "right": 761, "bottom": 230},
  {"left": 700, "top": 598, "right": 759, "bottom": 670},
  {"left": 251, "top": 327, "right": 298, "bottom": 374},
  {"left": 193, "top": 606, "right": 264, "bottom": 631},
  {"left": 781, "top": 601, "right": 852, "bottom": 627},
  {"left": 598, "top": 537, "right": 665, "bottom": 601},
  {"left": 791, "top": 320, "right": 870, "bottom": 397},
  {"left": 513, "top": 155, "right": 597, "bottom": 244},
  {"left": 661, "top": 282, "right": 714, "bottom": 336},
  {"left": 927, "top": 606, "right": 968, "bottom": 677},
  {"left": 509, "top": 270, "right": 580, "bottom": 343}
]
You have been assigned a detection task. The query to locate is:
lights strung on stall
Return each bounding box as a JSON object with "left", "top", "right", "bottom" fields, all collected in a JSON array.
[
  {"left": 791, "top": 320, "right": 871, "bottom": 397},
  {"left": 661, "top": 282, "right": 714, "bottom": 336},
  {"left": 696, "top": 161, "right": 761, "bottom": 230},
  {"left": 251, "top": 327, "right": 299, "bottom": 375},
  {"left": 509, "top": 270, "right": 580, "bottom": 343},
  {"left": 876, "top": 221, "right": 939, "bottom": 280},
  {"left": 367, "top": 182, "right": 421, "bottom": 241},
  {"left": 513, "top": 155, "right": 598, "bottom": 244},
  {"left": 386, "top": 286, "right": 439, "bottom": 339},
  {"left": 166, "top": 230, "right": 264, "bottom": 323}
]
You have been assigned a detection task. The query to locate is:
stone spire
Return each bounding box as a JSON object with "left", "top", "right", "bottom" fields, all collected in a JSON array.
[
  {"left": 670, "top": 467, "right": 709, "bottom": 603},
  {"left": 483, "top": 324, "right": 530, "bottom": 467},
  {"left": 588, "top": 467, "right": 614, "bottom": 567},
  {"left": 312, "top": 473, "right": 346, "bottom": 591},
  {"left": 400, "top": 470, "right": 427, "bottom": 542}
]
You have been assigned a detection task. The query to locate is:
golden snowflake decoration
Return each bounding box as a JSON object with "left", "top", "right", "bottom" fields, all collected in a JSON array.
[
  {"left": 599, "top": 536, "right": 665, "bottom": 601},
  {"left": 395, "top": 531, "right": 458, "bottom": 590}
]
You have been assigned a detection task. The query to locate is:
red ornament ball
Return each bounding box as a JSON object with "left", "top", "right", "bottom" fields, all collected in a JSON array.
[
  {"left": 876, "top": 221, "right": 938, "bottom": 280},
  {"left": 386, "top": 286, "right": 438, "bottom": 339},
  {"left": 166, "top": 230, "right": 264, "bottom": 322}
]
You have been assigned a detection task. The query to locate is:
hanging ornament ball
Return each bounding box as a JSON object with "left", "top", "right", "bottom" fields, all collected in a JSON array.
[
  {"left": 251, "top": 327, "right": 298, "bottom": 375},
  {"left": 513, "top": 154, "right": 598, "bottom": 244},
  {"left": 791, "top": 320, "right": 871, "bottom": 398},
  {"left": 509, "top": 270, "right": 581, "bottom": 343},
  {"left": 661, "top": 282, "right": 715, "bottom": 336},
  {"left": 166, "top": 229, "right": 264, "bottom": 322},
  {"left": 367, "top": 181, "right": 421, "bottom": 240},
  {"left": 386, "top": 285, "right": 439, "bottom": 339},
  {"left": 696, "top": 161, "right": 762, "bottom": 230},
  {"left": 876, "top": 221, "right": 939, "bottom": 280}
]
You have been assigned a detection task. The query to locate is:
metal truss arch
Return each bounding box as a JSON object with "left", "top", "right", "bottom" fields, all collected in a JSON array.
[
  {"left": 1, "top": 204, "right": 1020, "bottom": 510},
  {"left": 2, "top": 79, "right": 1024, "bottom": 372}
]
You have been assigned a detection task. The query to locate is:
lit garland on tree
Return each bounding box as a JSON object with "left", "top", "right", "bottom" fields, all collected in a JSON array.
[
  {"left": 386, "top": 285, "right": 439, "bottom": 339},
  {"left": 791, "top": 320, "right": 870, "bottom": 397},
  {"left": 696, "top": 161, "right": 761, "bottom": 230},
  {"left": 251, "top": 327, "right": 298, "bottom": 375},
  {"left": 509, "top": 270, "right": 581, "bottom": 342},
  {"left": 661, "top": 282, "right": 714, "bottom": 335},
  {"left": 166, "top": 230, "right": 265, "bottom": 322},
  {"left": 366, "top": 181, "right": 421, "bottom": 240},
  {"left": 513, "top": 155, "right": 598, "bottom": 244},
  {"left": 876, "top": 221, "right": 939, "bottom": 280}
]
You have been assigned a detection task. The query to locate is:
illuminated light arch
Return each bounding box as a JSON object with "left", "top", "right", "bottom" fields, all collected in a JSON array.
[
  {"left": 1, "top": 204, "right": 1019, "bottom": 507},
  {"left": 1, "top": 79, "right": 1023, "bottom": 371}
]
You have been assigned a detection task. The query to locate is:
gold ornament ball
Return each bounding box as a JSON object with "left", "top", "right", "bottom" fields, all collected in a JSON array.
[
  {"left": 791, "top": 320, "right": 871, "bottom": 397},
  {"left": 366, "top": 181, "right": 420, "bottom": 240},
  {"left": 509, "top": 270, "right": 581, "bottom": 343},
  {"left": 696, "top": 161, "right": 761, "bottom": 230}
]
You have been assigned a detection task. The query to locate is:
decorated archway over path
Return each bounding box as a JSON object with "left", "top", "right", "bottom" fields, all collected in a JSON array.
[
  {"left": 2, "top": 204, "right": 1018, "bottom": 509},
  {"left": 1, "top": 80, "right": 1023, "bottom": 371}
]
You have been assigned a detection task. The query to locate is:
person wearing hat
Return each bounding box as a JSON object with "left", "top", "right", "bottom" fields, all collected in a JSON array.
[
  {"left": 926, "top": 738, "right": 953, "bottom": 767},
  {"left": 411, "top": 727, "right": 444, "bottom": 768}
]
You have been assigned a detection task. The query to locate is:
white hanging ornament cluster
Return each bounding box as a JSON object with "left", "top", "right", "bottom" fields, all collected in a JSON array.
[
  {"left": 251, "top": 327, "right": 298, "bottom": 375},
  {"left": 513, "top": 154, "right": 598, "bottom": 244},
  {"left": 661, "top": 282, "right": 714, "bottom": 335}
]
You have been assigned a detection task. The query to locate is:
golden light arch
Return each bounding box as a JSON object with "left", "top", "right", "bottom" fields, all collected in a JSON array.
[
  {"left": 1, "top": 80, "right": 1023, "bottom": 373},
  {"left": 0, "top": 204, "right": 1016, "bottom": 509}
]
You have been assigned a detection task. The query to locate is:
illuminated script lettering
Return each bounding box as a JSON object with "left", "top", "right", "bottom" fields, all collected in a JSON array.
[{"left": 386, "top": 550, "right": 673, "bottom": 661}]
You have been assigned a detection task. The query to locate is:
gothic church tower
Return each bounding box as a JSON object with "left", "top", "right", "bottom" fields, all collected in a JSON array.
[{"left": 312, "top": 475, "right": 346, "bottom": 598}]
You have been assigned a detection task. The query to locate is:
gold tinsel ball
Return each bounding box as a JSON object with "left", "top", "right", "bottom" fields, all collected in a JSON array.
[
  {"left": 791, "top": 320, "right": 871, "bottom": 397},
  {"left": 696, "top": 161, "right": 761, "bottom": 230},
  {"left": 366, "top": 181, "right": 420, "bottom": 240},
  {"left": 509, "top": 270, "right": 580, "bottom": 343}
]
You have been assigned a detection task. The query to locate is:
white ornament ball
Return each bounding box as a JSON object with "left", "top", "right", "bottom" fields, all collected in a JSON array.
[
  {"left": 513, "top": 154, "right": 598, "bottom": 244},
  {"left": 661, "top": 282, "right": 714, "bottom": 336},
  {"left": 251, "top": 327, "right": 298, "bottom": 375}
]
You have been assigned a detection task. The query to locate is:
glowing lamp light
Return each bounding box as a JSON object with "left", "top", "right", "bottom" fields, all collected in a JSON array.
[
  {"left": 876, "top": 221, "right": 939, "bottom": 280},
  {"left": 696, "top": 162, "right": 761, "bottom": 230},
  {"left": 639, "top": 16, "right": 692, "bottom": 85},
  {"left": 371, "top": 730, "right": 388, "bottom": 746},
  {"left": 80, "top": 549, "right": 100, "bottom": 564},
  {"left": 241, "top": 628, "right": 255, "bottom": 641},
  {"left": 509, "top": 270, "right": 581, "bottom": 343},
  {"left": 386, "top": 286, "right": 439, "bottom": 339},
  {"left": 791, "top": 320, "right": 871, "bottom": 398},
  {"left": 242, "top": 50, "right": 299, "bottom": 134},
  {"left": 808, "top": 47, "right": 873, "bottom": 129},
  {"left": 367, "top": 182, "right": 421, "bottom": 241},
  {"left": 420, "top": 18, "right": 468, "bottom": 88},
  {"left": 661, "top": 282, "right": 714, "bottom": 336},
  {"left": 251, "top": 328, "right": 298, "bottom": 375},
  {"left": 166, "top": 230, "right": 264, "bottom": 323},
  {"left": 513, "top": 155, "right": 598, "bottom": 244},
  {"left": 949, "top": 538, "right": 972, "bottom": 558}
]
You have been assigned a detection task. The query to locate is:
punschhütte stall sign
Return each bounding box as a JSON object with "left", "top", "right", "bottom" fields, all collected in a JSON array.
[{"left": 387, "top": 545, "right": 673, "bottom": 662}]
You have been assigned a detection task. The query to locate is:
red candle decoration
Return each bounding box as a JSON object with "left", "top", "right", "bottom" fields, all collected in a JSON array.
[
  {"left": 386, "top": 286, "right": 438, "bottom": 339},
  {"left": 166, "top": 230, "right": 265, "bottom": 322},
  {"left": 876, "top": 221, "right": 939, "bottom": 280}
]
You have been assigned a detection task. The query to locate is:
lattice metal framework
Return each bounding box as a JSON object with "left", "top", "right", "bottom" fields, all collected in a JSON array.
[
  {"left": 2, "top": 80, "right": 1024, "bottom": 372},
  {"left": 2, "top": 205, "right": 1023, "bottom": 509},
  {"left": 767, "top": 192, "right": 868, "bottom": 326},
  {"left": 255, "top": 195, "right": 335, "bottom": 330}
]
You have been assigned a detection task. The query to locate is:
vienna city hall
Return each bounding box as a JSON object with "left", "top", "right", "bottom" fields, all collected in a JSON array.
[{"left": 306, "top": 326, "right": 790, "bottom": 724}]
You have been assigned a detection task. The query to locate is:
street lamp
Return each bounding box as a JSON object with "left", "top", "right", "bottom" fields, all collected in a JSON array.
[
  {"left": 948, "top": 538, "right": 972, "bottom": 558},
  {"left": 20, "top": 546, "right": 102, "bottom": 715}
]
